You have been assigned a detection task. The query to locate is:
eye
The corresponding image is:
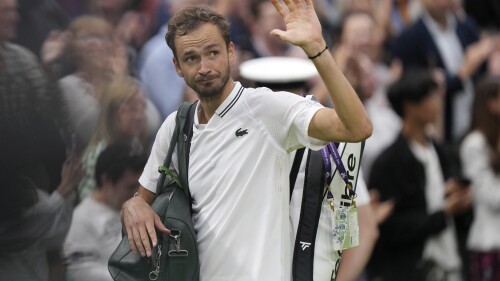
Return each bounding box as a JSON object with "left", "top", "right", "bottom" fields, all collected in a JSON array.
[{"left": 210, "top": 51, "right": 218, "bottom": 57}]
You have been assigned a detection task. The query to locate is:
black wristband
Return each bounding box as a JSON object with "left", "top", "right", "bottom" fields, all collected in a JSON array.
[{"left": 308, "top": 45, "right": 328, "bottom": 60}]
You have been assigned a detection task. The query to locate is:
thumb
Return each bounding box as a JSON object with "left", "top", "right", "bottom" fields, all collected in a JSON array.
[
  {"left": 154, "top": 213, "right": 171, "bottom": 234},
  {"left": 270, "top": 29, "right": 287, "bottom": 40}
]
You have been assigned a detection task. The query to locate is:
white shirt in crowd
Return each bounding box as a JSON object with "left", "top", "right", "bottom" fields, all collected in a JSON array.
[
  {"left": 64, "top": 196, "right": 122, "bottom": 281},
  {"left": 460, "top": 131, "right": 500, "bottom": 252}
]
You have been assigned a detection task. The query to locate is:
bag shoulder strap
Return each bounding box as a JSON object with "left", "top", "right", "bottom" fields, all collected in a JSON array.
[
  {"left": 176, "top": 101, "right": 197, "bottom": 199},
  {"left": 155, "top": 101, "right": 197, "bottom": 196},
  {"left": 292, "top": 149, "right": 325, "bottom": 281}
]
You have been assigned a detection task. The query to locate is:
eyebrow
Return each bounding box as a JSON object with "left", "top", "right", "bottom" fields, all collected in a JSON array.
[{"left": 181, "top": 43, "right": 222, "bottom": 59}]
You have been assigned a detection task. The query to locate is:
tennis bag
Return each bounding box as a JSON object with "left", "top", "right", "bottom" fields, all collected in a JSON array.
[{"left": 108, "top": 102, "right": 199, "bottom": 281}]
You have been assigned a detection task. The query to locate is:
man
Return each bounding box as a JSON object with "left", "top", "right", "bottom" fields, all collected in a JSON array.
[
  {"left": 64, "top": 143, "right": 147, "bottom": 281},
  {"left": 123, "top": 1, "right": 372, "bottom": 280},
  {"left": 0, "top": 2, "right": 79, "bottom": 280},
  {"left": 367, "top": 69, "right": 472, "bottom": 281},
  {"left": 0, "top": 0, "right": 66, "bottom": 188},
  {"left": 392, "top": 0, "right": 493, "bottom": 142}
]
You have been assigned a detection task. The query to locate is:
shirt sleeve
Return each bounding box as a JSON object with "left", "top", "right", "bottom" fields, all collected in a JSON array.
[
  {"left": 246, "top": 88, "right": 327, "bottom": 152},
  {"left": 460, "top": 132, "right": 500, "bottom": 211},
  {"left": 139, "top": 112, "right": 177, "bottom": 193}
]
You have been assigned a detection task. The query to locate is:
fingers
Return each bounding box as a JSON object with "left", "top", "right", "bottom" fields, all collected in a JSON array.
[
  {"left": 132, "top": 227, "right": 147, "bottom": 257},
  {"left": 283, "top": 0, "right": 296, "bottom": 12},
  {"left": 271, "top": 0, "right": 287, "bottom": 18},
  {"left": 154, "top": 213, "right": 171, "bottom": 234},
  {"left": 126, "top": 225, "right": 139, "bottom": 254},
  {"left": 139, "top": 226, "right": 152, "bottom": 257},
  {"left": 147, "top": 219, "right": 158, "bottom": 247},
  {"left": 270, "top": 29, "right": 286, "bottom": 40}
]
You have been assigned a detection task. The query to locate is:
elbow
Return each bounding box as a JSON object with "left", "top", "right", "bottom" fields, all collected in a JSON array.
[{"left": 352, "top": 118, "right": 373, "bottom": 142}]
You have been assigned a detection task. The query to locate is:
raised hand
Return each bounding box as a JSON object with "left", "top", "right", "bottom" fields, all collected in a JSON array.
[
  {"left": 269, "top": 0, "right": 326, "bottom": 57},
  {"left": 41, "top": 30, "right": 70, "bottom": 66}
]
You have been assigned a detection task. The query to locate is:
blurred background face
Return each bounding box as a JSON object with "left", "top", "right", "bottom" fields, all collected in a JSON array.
[
  {"left": 105, "top": 169, "right": 141, "bottom": 210},
  {"left": 411, "top": 90, "right": 442, "bottom": 124},
  {"left": 252, "top": 1, "right": 286, "bottom": 48},
  {"left": 0, "top": 0, "right": 19, "bottom": 42},
  {"left": 342, "top": 13, "right": 374, "bottom": 57},
  {"left": 420, "top": 0, "right": 452, "bottom": 18},
  {"left": 116, "top": 91, "right": 146, "bottom": 138},
  {"left": 73, "top": 31, "right": 113, "bottom": 63},
  {"left": 68, "top": 17, "right": 115, "bottom": 69}
]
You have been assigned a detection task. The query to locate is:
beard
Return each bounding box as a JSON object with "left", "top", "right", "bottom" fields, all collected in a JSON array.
[{"left": 189, "top": 65, "right": 231, "bottom": 102}]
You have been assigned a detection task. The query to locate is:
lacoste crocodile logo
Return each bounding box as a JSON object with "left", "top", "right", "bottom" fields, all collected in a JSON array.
[{"left": 235, "top": 128, "right": 248, "bottom": 137}]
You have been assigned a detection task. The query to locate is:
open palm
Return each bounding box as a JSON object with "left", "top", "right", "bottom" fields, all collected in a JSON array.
[{"left": 270, "top": 0, "right": 324, "bottom": 55}]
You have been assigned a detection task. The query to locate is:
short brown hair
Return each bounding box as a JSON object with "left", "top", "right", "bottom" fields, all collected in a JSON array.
[{"left": 165, "top": 6, "right": 230, "bottom": 58}]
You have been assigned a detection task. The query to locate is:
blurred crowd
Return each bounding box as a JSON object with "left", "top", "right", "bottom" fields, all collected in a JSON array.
[{"left": 0, "top": 0, "right": 499, "bottom": 281}]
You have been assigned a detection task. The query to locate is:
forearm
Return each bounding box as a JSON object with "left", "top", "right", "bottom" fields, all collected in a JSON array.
[{"left": 308, "top": 47, "right": 372, "bottom": 141}]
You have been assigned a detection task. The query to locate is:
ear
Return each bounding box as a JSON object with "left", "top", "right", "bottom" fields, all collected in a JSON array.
[
  {"left": 228, "top": 42, "right": 235, "bottom": 65},
  {"left": 99, "top": 173, "right": 112, "bottom": 188},
  {"left": 173, "top": 57, "right": 184, "bottom": 77},
  {"left": 487, "top": 97, "right": 500, "bottom": 115}
]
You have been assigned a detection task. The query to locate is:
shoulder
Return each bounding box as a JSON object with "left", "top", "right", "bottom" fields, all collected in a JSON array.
[
  {"left": 243, "top": 86, "right": 314, "bottom": 107},
  {"left": 2, "top": 42, "right": 40, "bottom": 71},
  {"left": 3, "top": 42, "right": 37, "bottom": 60},
  {"left": 461, "top": 131, "right": 486, "bottom": 151}
]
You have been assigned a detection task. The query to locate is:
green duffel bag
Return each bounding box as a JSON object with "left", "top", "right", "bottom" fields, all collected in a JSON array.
[{"left": 108, "top": 102, "right": 199, "bottom": 281}]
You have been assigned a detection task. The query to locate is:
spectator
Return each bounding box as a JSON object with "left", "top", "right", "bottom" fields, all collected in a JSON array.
[
  {"left": 59, "top": 15, "right": 160, "bottom": 147},
  {"left": 0, "top": 156, "right": 82, "bottom": 281},
  {"left": 0, "top": 0, "right": 66, "bottom": 192},
  {"left": 64, "top": 142, "right": 147, "bottom": 281},
  {"left": 78, "top": 75, "right": 150, "bottom": 201},
  {"left": 459, "top": 76, "right": 500, "bottom": 281},
  {"left": 244, "top": 0, "right": 304, "bottom": 58},
  {"left": 367, "top": 69, "right": 472, "bottom": 281},
  {"left": 0, "top": 1, "right": 79, "bottom": 279},
  {"left": 391, "top": 0, "right": 494, "bottom": 142},
  {"left": 137, "top": 0, "right": 209, "bottom": 121},
  {"left": 13, "top": 0, "right": 68, "bottom": 59},
  {"left": 86, "top": 0, "right": 153, "bottom": 51},
  {"left": 326, "top": 11, "right": 402, "bottom": 181}
]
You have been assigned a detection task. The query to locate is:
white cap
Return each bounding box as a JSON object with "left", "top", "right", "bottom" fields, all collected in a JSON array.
[{"left": 239, "top": 56, "right": 318, "bottom": 83}]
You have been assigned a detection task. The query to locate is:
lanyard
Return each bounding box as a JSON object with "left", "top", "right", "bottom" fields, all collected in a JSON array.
[{"left": 320, "top": 143, "right": 356, "bottom": 199}]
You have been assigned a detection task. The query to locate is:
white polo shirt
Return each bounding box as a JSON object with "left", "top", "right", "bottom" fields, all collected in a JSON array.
[{"left": 139, "top": 82, "right": 325, "bottom": 281}]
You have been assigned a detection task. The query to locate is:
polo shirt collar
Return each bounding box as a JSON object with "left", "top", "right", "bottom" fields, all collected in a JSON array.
[
  {"left": 215, "top": 82, "right": 244, "bottom": 118},
  {"left": 193, "top": 82, "right": 244, "bottom": 127}
]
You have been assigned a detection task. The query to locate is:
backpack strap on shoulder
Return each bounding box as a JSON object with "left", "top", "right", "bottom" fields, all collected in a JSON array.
[{"left": 176, "top": 101, "right": 198, "bottom": 199}]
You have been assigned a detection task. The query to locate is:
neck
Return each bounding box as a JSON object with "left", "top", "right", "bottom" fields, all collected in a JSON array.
[
  {"left": 92, "top": 189, "right": 107, "bottom": 205},
  {"left": 428, "top": 10, "right": 449, "bottom": 28},
  {"left": 402, "top": 119, "right": 428, "bottom": 146},
  {"left": 198, "top": 80, "right": 235, "bottom": 124}
]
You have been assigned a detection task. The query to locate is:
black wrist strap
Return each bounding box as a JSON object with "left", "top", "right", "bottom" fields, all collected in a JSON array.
[{"left": 308, "top": 45, "right": 328, "bottom": 60}]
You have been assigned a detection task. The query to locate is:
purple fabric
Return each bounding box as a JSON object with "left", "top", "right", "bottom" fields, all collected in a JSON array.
[{"left": 470, "top": 251, "right": 500, "bottom": 281}]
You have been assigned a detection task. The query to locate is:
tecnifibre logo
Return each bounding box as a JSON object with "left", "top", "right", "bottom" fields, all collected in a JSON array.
[{"left": 300, "top": 241, "right": 311, "bottom": 251}]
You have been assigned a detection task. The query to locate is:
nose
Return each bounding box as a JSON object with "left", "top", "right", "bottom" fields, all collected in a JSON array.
[{"left": 198, "top": 58, "right": 212, "bottom": 76}]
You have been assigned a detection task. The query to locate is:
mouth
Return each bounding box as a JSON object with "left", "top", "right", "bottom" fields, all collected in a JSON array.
[{"left": 196, "top": 76, "right": 217, "bottom": 83}]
